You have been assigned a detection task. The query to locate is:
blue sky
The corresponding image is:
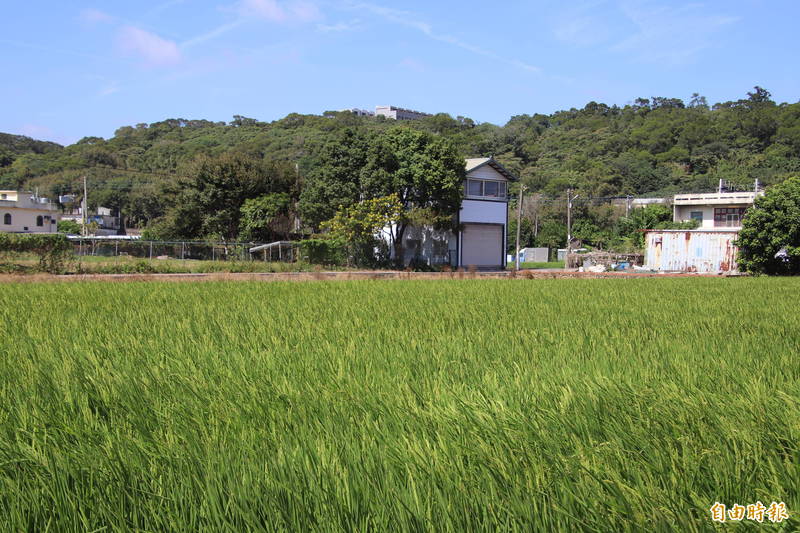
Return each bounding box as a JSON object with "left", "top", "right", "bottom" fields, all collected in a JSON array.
[{"left": 2, "top": 0, "right": 798, "bottom": 145}]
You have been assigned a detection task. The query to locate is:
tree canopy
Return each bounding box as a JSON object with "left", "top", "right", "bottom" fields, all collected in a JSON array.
[
  {"left": 1, "top": 87, "right": 798, "bottom": 251},
  {"left": 738, "top": 176, "right": 800, "bottom": 274}
]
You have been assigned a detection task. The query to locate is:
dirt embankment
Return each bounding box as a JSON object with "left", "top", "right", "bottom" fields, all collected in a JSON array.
[{"left": 0, "top": 270, "right": 733, "bottom": 283}]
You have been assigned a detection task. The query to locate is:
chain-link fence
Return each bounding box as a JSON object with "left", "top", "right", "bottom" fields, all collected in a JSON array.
[{"left": 70, "top": 239, "right": 273, "bottom": 262}]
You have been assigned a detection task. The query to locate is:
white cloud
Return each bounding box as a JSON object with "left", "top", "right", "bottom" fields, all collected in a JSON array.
[
  {"left": 612, "top": 0, "right": 740, "bottom": 65},
  {"left": 99, "top": 82, "right": 121, "bottom": 96},
  {"left": 349, "top": 3, "right": 540, "bottom": 74},
  {"left": 80, "top": 8, "right": 115, "bottom": 24},
  {"left": 118, "top": 26, "right": 182, "bottom": 66},
  {"left": 182, "top": 20, "right": 246, "bottom": 48},
  {"left": 317, "top": 19, "right": 361, "bottom": 32},
  {"left": 239, "top": 0, "right": 321, "bottom": 23}
]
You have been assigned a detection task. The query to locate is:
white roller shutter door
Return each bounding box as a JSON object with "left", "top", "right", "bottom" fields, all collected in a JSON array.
[{"left": 461, "top": 224, "right": 502, "bottom": 267}]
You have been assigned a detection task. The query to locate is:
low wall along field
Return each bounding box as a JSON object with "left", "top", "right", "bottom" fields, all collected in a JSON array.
[{"left": 1, "top": 278, "right": 798, "bottom": 530}]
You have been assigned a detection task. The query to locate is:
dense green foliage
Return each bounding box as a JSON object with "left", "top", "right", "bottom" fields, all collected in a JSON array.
[
  {"left": 321, "top": 194, "right": 402, "bottom": 266},
  {"left": 0, "top": 132, "right": 61, "bottom": 169},
  {"left": 56, "top": 219, "right": 81, "bottom": 234},
  {"left": 0, "top": 279, "right": 798, "bottom": 530},
  {"left": 738, "top": 176, "right": 800, "bottom": 274},
  {"left": 2, "top": 87, "right": 798, "bottom": 250},
  {"left": 0, "top": 233, "right": 71, "bottom": 272}
]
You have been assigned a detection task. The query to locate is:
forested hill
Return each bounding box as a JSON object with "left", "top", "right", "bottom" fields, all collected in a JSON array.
[
  {"left": 1, "top": 87, "right": 798, "bottom": 230},
  {"left": 0, "top": 133, "right": 62, "bottom": 169}
]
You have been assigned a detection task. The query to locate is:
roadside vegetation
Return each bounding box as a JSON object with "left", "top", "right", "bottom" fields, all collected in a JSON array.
[
  {"left": 1, "top": 278, "right": 797, "bottom": 530},
  {"left": 519, "top": 261, "right": 565, "bottom": 269}
]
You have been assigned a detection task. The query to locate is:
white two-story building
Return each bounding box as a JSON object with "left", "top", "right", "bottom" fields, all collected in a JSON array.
[
  {"left": 396, "top": 157, "right": 515, "bottom": 269},
  {"left": 0, "top": 190, "right": 60, "bottom": 233},
  {"left": 673, "top": 190, "right": 763, "bottom": 229}
]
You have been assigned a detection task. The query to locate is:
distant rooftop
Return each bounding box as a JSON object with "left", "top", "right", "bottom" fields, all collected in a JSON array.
[
  {"left": 465, "top": 157, "right": 518, "bottom": 181},
  {"left": 673, "top": 191, "right": 762, "bottom": 206}
]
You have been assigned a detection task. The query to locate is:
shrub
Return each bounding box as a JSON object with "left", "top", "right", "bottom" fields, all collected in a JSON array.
[
  {"left": 299, "top": 238, "right": 347, "bottom": 266},
  {"left": 0, "top": 233, "right": 72, "bottom": 273}
]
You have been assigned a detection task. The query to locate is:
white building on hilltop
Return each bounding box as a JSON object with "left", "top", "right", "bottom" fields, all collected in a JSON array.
[
  {"left": 0, "top": 191, "right": 60, "bottom": 233},
  {"left": 375, "top": 106, "right": 432, "bottom": 121}
]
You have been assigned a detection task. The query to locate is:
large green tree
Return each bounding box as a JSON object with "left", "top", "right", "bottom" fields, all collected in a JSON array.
[
  {"left": 360, "top": 127, "right": 464, "bottom": 261},
  {"left": 150, "top": 152, "right": 294, "bottom": 241},
  {"left": 298, "top": 129, "right": 366, "bottom": 230},
  {"left": 738, "top": 176, "right": 800, "bottom": 274},
  {"left": 238, "top": 193, "right": 292, "bottom": 242}
]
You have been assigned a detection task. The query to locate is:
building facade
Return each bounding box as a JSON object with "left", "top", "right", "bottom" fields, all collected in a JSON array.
[
  {"left": 375, "top": 106, "right": 432, "bottom": 121},
  {"left": 673, "top": 191, "right": 762, "bottom": 229},
  {"left": 0, "top": 190, "right": 60, "bottom": 233},
  {"left": 394, "top": 157, "right": 515, "bottom": 269},
  {"left": 61, "top": 206, "right": 122, "bottom": 236}
]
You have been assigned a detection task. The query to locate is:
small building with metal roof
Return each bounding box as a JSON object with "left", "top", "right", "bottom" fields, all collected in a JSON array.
[{"left": 644, "top": 229, "right": 740, "bottom": 273}]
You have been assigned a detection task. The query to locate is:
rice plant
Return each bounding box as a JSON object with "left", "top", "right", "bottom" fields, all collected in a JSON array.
[{"left": 0, "top": 278, "right": 797, "bottom": 531}]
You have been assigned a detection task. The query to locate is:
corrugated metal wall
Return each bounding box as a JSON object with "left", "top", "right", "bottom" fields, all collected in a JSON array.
[{"left": 644, "top": 231, "right": 740, "bottom": 273}]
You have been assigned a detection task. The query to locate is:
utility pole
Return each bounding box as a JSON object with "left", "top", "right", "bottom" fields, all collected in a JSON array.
[
  {"left": 565, "top": 188, "right": 579, "bottom": 270},
  {"left": 626, "top": 195, "right": 632, "bottom": 217},
  {"left": 515, "top": 184, "right": 526, "bottom": 271},
  {"left": 81, "top": 175, "right": 88, "bottom": 237}
]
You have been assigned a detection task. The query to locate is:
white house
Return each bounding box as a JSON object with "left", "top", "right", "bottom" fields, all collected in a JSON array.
[
  {"left": 0, "top": 190, "right": 60, "bottom": 233},
  {"left": 61, "top": 206, "right": 122, "bottom": 236},
  {"left": 395, "top": 157, "right": 516, "bottom": 269},
  {"left": 673, "top": 190, "right": 763, "bottom": 229}
]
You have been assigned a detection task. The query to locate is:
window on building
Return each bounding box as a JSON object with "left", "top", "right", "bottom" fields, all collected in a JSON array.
[
  {"left": 0, "top": 194, "right": 6, "bottom": 200},
  {"left": 690, "top": 211, "right": 703, "bottom": 223},
  {"left": 3, "top": 213, "right": 10, "bottom": 225},
  {"left": 467, "top": 179, "right": 482, "bottom": 196},
  {"left": 714, "top": 207, "right": 747, "bottom": 227},
  {"left": 36, "top": 215, "right": 44, "bottom": 227},
  {"left": 465, "top": 179, "right": 507, "bottom": 200}
]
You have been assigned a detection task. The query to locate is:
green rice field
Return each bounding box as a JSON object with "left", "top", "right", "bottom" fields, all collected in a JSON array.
[{"left": 1, "top": 278, "right": 798, "bottom": 531}]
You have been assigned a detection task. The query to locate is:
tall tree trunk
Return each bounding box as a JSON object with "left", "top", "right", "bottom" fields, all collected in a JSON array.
[{"left": 393, "top": 223, "right": 406, "bottom": 268}]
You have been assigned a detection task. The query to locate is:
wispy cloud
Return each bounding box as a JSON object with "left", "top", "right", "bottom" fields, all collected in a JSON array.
[
  {"left": 178, "top": 0, "right": 321, "bottom": 49},
  {"left": 118, "top": 26, "right": 182, "bottom": 66},
  {"left": 1, "top": 38, "right": 103, "bottom": 60},
  {"left": 612, "top": 0, "right": 740, "bottom": 65},
  {"left": 79, "top": 8, "right": 116, "bottom": 25},
  {"left": 550, "top": 0, "right": 610, "bottom": 47},
  {"left": 181, "top": 20, "right": 246, "bottom": 48},
  {"left": 146, "top": 0, "right": 188, "bottom": 17},
  {"left": 239, "top": 0, "right": 321, "bottom": 23},
  {"left": 317, "top": 19, "right": 361, "bottom": 32},
  {"left": 98, "top": 82, "right": 121, "bottom": 96},
  {"left": 349, "top": 2, "right": 541, "bottom": 74}
]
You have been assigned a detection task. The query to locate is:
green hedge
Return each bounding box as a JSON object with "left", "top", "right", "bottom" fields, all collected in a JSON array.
[
  {"left": 299, "top": 238, "right": 346, "bottom": 266},
  {"left": 0, "top": 233, "right": 72, "bottom": 273}
]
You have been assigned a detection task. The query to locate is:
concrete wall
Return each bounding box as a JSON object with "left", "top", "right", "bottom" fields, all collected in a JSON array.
[
  {"left": 521, "top": 247, "right": 549, "bottom": 262},
  {"left": 673, "top": 205, "right": 716, "bottom": 229}
]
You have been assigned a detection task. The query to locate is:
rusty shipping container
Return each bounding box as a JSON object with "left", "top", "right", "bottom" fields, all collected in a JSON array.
[{"left": 644, "top": 230, "right": 740, "bottom": 273}]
